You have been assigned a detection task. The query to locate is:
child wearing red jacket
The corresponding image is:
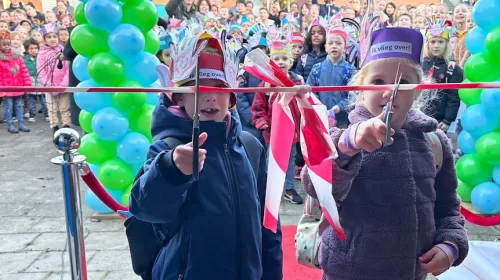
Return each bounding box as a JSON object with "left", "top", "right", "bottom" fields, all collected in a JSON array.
[
  {"left": 251, "top": 40, "right": 305, "bottom": 204},
  {"left": 0, "top": 32, "right": 32, "bottom": 133}
]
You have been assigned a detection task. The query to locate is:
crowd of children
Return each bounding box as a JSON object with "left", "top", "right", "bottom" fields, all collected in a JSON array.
[{"left": 0, "top": 0, "right": 72, "bottom": 133}]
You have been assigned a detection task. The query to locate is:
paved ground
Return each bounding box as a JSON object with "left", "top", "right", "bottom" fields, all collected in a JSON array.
[{"left": 0, "top": 111, "right": 499, "bottom": 280}]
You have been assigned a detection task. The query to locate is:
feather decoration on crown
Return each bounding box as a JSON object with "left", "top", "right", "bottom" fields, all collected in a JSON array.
[
  {"left": 425, "top": 16, "right": 455, "bottom": 40},
  {"left": 221, "top": 30, "right": 247, "bottom": 88},
  {"left": 267, "top": 25, "right": 279, "bottom": 40},
  {"left": 359, "top": 3, "right": 389, "bottom": 67},
  {"left": 248, "top": 24, "right": 270, "bottom": 49},
  {"left": 203, "top": 11, "right": 218, "bottom": 23},
  {"left": 184, "top": 20, "right": 203, "bottom": 36},
  {"left": 341, "top": 18, "right": 361, "bottom": 68},
  {"left": 170, "top": 33, "right": 208, "bottom": 83}
]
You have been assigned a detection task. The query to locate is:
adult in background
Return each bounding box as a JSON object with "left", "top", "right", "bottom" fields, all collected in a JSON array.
[
  {"left": 52, "top": 0, "right": 74, "bottom": 15},
  {"left": 165, "top": 0, "right": 197, "bottom": 21},
  {"left": 6, "top": 0, "right": 24, "bottom": 12},
  {"left": 25, "top": 2, "right": 43, "bottom": 23},
  {"left": 318, "top": 0, "right": 339, "bottom": 18}
]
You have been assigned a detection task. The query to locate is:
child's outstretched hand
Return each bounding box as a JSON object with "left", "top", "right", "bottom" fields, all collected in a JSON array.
[
  {"left": 173, "top": 133, "right": 208, "bottom": 176},
  {"left": 354, "top": 111, "right": 395, "bottom": 153},
  {"left": 419, "top": 246, "right": 452, "bottom": 276}
]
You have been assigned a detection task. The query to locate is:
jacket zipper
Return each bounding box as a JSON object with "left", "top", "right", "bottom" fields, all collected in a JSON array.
[
  {"left": 223, "top": 143, "right": 242, "bottom": 279},
  {"left": 177, "top": 232, "right": 190, "bottom": 280}
]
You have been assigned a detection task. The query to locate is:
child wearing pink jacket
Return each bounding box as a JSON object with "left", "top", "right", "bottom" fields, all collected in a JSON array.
[{"left": 37, "top": 23, "right": 70, "bottom": 133}]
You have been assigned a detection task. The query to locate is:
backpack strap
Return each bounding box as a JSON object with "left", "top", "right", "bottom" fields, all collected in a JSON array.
[
  {"left": 238, "top": 131, "right": 261, "bottom": 179},
  {"left": 424, "top": 132, "right": 443, "bottom": 173}
]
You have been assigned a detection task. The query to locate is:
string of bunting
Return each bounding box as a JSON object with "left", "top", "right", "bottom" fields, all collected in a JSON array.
[{"left": 1, "top": 82, "right": 500, "bottom": 94}]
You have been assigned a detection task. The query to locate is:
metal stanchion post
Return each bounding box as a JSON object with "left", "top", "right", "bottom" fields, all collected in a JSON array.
[{"left": 51, "top": 128, "right": 88, "bottom": 280}]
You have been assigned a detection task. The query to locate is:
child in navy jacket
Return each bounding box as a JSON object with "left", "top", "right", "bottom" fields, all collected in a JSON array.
[{"left": 129, "top": 32, "right": 282, "bottom": 280}]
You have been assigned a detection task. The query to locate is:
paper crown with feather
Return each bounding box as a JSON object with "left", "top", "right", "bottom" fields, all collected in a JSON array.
[
  {"left": 425, "top": 17, "right": 456, "bottom": 40},
  {"left": 169, "top": 30, "right": 247, "bottom": 90},
  {"left": 281, "top": 13, "right": 300, "bottom": 27},
  {"left": 309, "top": 16, "right": 329, "bottom": 31},
  {"left": 359, "top": 8, "right": 423, "bottom": 67},
  {"left": 248, "top": 24, "right": 270, "bottom": 50},
  {"left": 40, "top": 23, "right": 58, "bottom": 36},
  {"left": 203, "top": 12, "right": 218, "bottom": 23},
  {"left": 155, "top": 26, "right": 172, "bottom": 51},
  {"left": 269, "top": 39, "right": 293, "bottom": 56}
]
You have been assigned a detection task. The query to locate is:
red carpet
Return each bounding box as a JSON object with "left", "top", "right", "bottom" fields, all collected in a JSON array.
[{"left": 282, "top": 225, "right": 323, "bottom": 280}]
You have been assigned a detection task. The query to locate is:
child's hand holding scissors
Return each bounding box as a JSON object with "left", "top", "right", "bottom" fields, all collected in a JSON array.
[
  {"left": 173, "top": 132, "right": 208, "bottom": 176},
  {"left": 351, "top": 112, "right": 396, "bottom": 153}
]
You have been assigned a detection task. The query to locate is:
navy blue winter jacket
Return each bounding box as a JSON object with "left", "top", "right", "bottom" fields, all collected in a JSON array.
[
  {"left": 129, "top": 94, "right": 282, "bottom": 280},
  {"left": 237, "top": 71, "right": 265, "bottom": 145},
  {"left": 294, "top": 51, "right": 327, "bottom": 83}
]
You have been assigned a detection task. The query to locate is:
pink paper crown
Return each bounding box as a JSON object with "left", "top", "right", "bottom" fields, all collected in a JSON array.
[{"left": 169, "top": 17, "right": 182, "bottom": 29}]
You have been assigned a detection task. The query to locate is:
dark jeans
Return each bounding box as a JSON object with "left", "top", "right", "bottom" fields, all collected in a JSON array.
[
  {"left": 3, "top": 96, "right": 23, "bottom": 122},
  {"left": 28, "top": 95, "right": 48, "bottom": 117}
]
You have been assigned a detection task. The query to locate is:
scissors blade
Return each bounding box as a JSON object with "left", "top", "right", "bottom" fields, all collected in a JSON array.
[{"left": 383, "top": 65, "right": 402, "bottom": 146}]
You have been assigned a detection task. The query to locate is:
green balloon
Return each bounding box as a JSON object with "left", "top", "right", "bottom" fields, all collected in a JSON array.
[
  {"left": 78, "top": 133, "right": 117, "bottom": 164},
  {"left": 98, "top": 159, "right": 134, "bottom": 190},
  {"left": 457, "top": 180, "right": 474, "bottom": 202},
  {"left": 122, "top": 0, "right": 158, "bottom": 33},
  {"left": 112, "top": 80, "right": 147, "bottom": 113},
  {"left": 476, "top": 132, "right": 500, "bottom": 165},
  {"left": 88, "top": 52, "right": 125, "bottom": 86},
  {"left": 120, "top": 186, "right": 132, "bottom": 206},
  {"left": 129, "top": 104, "right": 154, "bottom": 139},
  {"left": 144, "top": 30, "right": 160, "bottom": 54},
  {"left": 458, "top": 79, "right": 482, "bottom": 106},
  {"left": 456, "top": 154, "right": 493, "bottom": 186},
  {"left": 70, "top": 24, "right": 109, "bottom": 58},
  {"left": 78, "top": 110, "right": 94, "bottom": 133},
  {"left": 464, "top": 52, "right": 500, "bottom": 82},
  {"left": 74, "top": 3, "right": 88, "bottom": 24},
  {"left": 486, "top": 26, "right": 500, "bottom": 59}
]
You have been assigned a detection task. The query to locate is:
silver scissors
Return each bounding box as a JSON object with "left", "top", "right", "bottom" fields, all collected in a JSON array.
[{"left": 383, "top": 64, "right": 402, "bottom": 146}]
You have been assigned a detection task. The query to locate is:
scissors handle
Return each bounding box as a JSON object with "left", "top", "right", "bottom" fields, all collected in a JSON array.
[{"left": 383, "top": 105, "right": 392, "bottom": 146}]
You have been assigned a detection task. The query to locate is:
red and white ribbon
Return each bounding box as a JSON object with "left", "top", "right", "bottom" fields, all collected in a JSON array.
[
  {"left": 244, "top": 49, "right": 338, "bottom": 234},
  {"left": 2, "top": 81, "right": 500, "bottom": 94}
]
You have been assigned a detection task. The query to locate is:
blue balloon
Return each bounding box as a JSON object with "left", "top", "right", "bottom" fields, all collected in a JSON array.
[
  {"left": 85, "top": 0, "right": 122, "bottom": 31},
  {"left": 472, "top": 0, "right": 500, "bottom": 32},
  {"left": 92, "top": 107, "right": 129, "bottom": 141},
  {"left": 75, "top": 80, "right": 113, "bottom": 113},
  {"left": 85, "top": 189, "right": 113, "bottom": 214},
  {"left": 84, "top": 188, "right": 123, "bottom": 214},
  {"left": 458, "top": 130, "right": 477, "bottom": 154},
  {"left": 493, "top": 165, "right": 500, "bottom": 184},
  {"left": 88, "top": 164, "right": 101, "bottom": 177},
  {"left": 117, "top": 132, "right": 150, "bottom": 164},
  {"left": 132, "top": 163, "right": 143, "bottom": 175},
  {"left": 109, "top": 24, "right": 145, "bottom": 59},
  {"left": 481, "top": 88, "right": 500, "bottom": 116},
  {"left": 146, "top": 93, "right": 158, "bottom": 105},
  {"left": 465, "top": 26, "right": 487, "bottom": 54},
  {"left": 73, "top": 55, "right": 90, "bottom": 81},
  {"left": 471, "top": 182, "right": 500, "bottom": 214},
  {"left": 124, "top": 52, "right": 160, "bottom": 86},
  {"left": 461, "top": 104, "right": 498, "bottom": 139}
]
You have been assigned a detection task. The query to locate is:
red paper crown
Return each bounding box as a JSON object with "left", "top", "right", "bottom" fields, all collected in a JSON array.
[{"left": 291, "top": 32, "right": 304, "bottom": 45}]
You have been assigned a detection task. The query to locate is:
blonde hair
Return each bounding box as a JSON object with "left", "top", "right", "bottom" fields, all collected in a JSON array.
[
  {"left": 423, "top": 37, "right": 452, "bottom": 64},
  {"left": 348, "top": 58, "right": 437, "bottom": 112}
]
